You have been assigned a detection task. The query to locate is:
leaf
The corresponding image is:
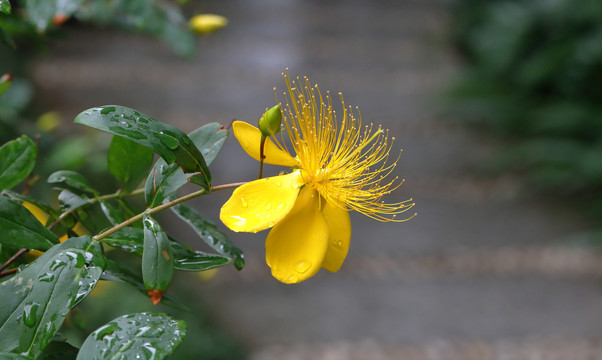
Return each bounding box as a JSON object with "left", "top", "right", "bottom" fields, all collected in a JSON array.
[
  {"left": 142, "top": 214, "right": 174, "bottom": 292},
  {"left": 77, "top": 312, "right": 186, "bottom": 360},
  {"left": 74, "top": 106, "right": 211, "bottom": 189},
  {"left": 0, "top": 354, "right": 31, "bottom": 359},
  {"left": 38, "top": 341, "right": 79, "bottom": 360},
  {"left": 99, "top": 200, "right": 126, "bottom": 226},
  {"left": 0, "top": 0, "right": 11, "bottom": 15},
  {"left": 1, "top": 190, "right": 58, "bottom": 219},
  {"left": 57, "top": 190, "right": 90, "bottom": 212},
  {"left": 171, "top": 202, "right": 244, "bottom": 270},
  {"left": 24, "top": 0, "right": 82, "bottom": 31},
  {"left": 145, "top": 122, "right": 228, "bottom": 207},
  {"left": 0, "top": 196, "right": 58, "bottom": 251},
  {"left": 47, "top": 170, "right": 96, "bottom": 195},
  {"left": 0, "top": 236, "right": 104, "bottom": 357},
  {"left": 101, "top": 227, "right": 231, "bottom": 271},
  {"left": 0, "top": 135, "right": 36, "bottom": 191},
  {"left": 108, "top": 135, "right": 154, "bottom": 193},
  {"left": 101, "top": 259, "right": 188, "bottom": 311}
]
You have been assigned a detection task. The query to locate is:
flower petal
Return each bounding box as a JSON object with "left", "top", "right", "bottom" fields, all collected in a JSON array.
[
  {"left": 232, "top": 121, "right": 297, "bottom": 166},
  {"left": 220, "top": 170, "right": 304, "bottom": 233},
  {"left": 265, "top": 187, "right": 329, "bottom": 284},
  {"left": 321, "top": 201, "right": 351, "bottom": 272}
]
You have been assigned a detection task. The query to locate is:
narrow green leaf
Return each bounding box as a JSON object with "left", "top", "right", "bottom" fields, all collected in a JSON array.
[
  {"left": 0, "top": 0, "right": 12, "bottom": 15},
  {"left": 77, "top": 312, "right": 186, "bottom": 360},
  {"left": 171, "top": 202, "right": 244, "bottom": 270},
  {"left": 0, "top": 135, "right": 36, "bottom": 191},
  {"left": 0, "top": 196, "right": 58, "bottom": 251},
  {"left": 74, "top": 106, "right": 211, "bottom": 189},
  {"left": 108, "top": 135, "right": 154, "bottom": 192},
  {"left": 102, "top": 226, "right": 231, "bottom": 271},
  {"left": 142, "top": 215, "right": 173, "bottom": 291},
  {"left": 101, "top": 259, "right": 188, "bottom": 311},
  {"left": 0, "top": 236, "right": 103, "bottom": 357},
  {"left": 145, "top": 122, "right": 228, "bottom": 207},
  {"left": 48, "top": 170, "right": 96, "bottom": 194}
]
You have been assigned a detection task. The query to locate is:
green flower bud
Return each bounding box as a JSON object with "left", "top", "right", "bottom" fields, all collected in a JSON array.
[{"left": 258, "top": 104, "right": 282, "bottom": 137}]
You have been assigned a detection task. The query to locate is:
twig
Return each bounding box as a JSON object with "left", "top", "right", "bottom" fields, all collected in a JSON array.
[{"left": 0, "top": 248, "right": 29, "bottom": 273}]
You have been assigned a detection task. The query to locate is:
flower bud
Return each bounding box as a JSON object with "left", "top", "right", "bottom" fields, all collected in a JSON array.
[
  {"left": 189, "top": 14, "right": 228, "bottom": 35},
  {"left": 258, "top": 105, "right": 282, "bottom": 137}
]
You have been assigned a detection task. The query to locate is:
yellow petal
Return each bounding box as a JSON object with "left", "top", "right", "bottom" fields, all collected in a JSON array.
[
  {"left": 232, "top": 121, "right": 297, "bottom": 166},
  {"left": 220, "top": 170, "right": 304, "bottom": 233},
  {"left": 321, "top": 201, "right": 351, "bottom": 272},
  {"left": 22, "top": 202, "right": 49, "bottom": 225},
  {"left": 265, "top": 187, "right": 329, "bottom": 284}
]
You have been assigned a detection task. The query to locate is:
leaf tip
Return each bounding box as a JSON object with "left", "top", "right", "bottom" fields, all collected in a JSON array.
[{"left": 147, "top": 289, "right": 165, "bottom": 305}]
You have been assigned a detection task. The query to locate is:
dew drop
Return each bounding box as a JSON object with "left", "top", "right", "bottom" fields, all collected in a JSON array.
[
  {"left": 265, "top": 204, "right": 272, "bottom": 210},
  {"left": 276, "top": 203, "right": 286, "bottom": 212},
  {"left": 295, "top": 260, "right": 312, "bottom": 274},
  {"left": 100, "top": 106, "right": 116, "bottom": 114},
  {"left": 158, "top": 134, "right": 180, "bottom": 150},
  {"left": 240, "top": 197, "right": 248, "bottom": 207},
  {"left": 22, "top": 303, "right": 39, "bottom": 327},
  {"left": 287, "top": 275, "right": 299, "bottom": 283},
  {"left": 95, "top": 323, "right": 118, "bottom": 340},
  {"left": 38, "top": 273, "right": 55, "bottom": 282}
]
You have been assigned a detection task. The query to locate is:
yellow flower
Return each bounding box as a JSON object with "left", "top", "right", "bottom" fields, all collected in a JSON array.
[
  {"left": 220, "top": 72, "right": 415, "bottom": 284},
  {"left": 189, "top": 14, "right": 228, "bottom": 35},
  {"left": 22, "top": 202, "right": 88, "bottom": 258}
]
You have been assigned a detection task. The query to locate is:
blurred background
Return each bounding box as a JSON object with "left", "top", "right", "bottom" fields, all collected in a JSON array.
[{"left": 4, "top": 0, "right": 602, "bottom": 358}]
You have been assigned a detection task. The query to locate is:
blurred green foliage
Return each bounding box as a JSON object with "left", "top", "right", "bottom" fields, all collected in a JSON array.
[{"left": 448, "top": 0, "right": 602, "bottom": 207}]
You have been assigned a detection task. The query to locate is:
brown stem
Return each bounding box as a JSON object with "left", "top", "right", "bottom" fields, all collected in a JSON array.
[
  {"left": 93, "top": 181, "right": 246, "bottom": 241},
  {"left": 0, "top": 267, "right": 18, "bottom": 279},
  {"left": 0, "top": 248, "right": 29, "bottom": 273}
]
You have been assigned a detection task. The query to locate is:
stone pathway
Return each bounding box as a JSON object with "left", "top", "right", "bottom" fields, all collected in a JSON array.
[{"left": 31, "top": 0, "right": 602, "bottom": 359}]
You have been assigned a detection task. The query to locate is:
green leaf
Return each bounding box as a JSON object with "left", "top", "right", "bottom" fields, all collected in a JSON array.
[
  {"left": 24, "top": 0, "right": 82, "bottom": 31},
  {"left": 0, "top": 236, "right": 103, "bottom": 357},
  {"left": 57, "top": 190, "right": 90, "bottom": 212},
  {"left": 74, "top": 106, "right": 211, "bottom": 190},
  {"left": 142, "top": 215, "right": 173, "bottom": 291},
  {"left": 0, "top": 354, "right": 31, "bottom": 359},
  {"left": 77, "top": 312, "right": 186, "bottom": 360},
  {"left": 1, "top": 190, "right": 58, "bottom": 218},
  {"left": 99, "top": 200, "right": 126, "bottom": 226},
  {"left": 145, "top": 122, "right": 228, "bottom": 207},
  {"left": 102, "top": 227, "right": 231, "bottom": 271},
  {"left": 0, "top": 136, "right": 36, "bottom": 191},
  {"left": 47, "top": 170, "right": 96, "bottom": 194},
  {"left": 38, "top": 341, "right": 79, "bottom": 360},
  {"left": 171, "top": 202, "right": 244, "bottom": 270},
  {"left": 101, "top": 259, "right": 188, "bottom": 311},
  {"left": 0, "top": 0, "right": 11, "bottom": 15},
  {"left": 0, "top": 196, "right": 58, "bottom": 251},
  {"left": 108, "top": 135, "right": 154, "bottom": 192}
]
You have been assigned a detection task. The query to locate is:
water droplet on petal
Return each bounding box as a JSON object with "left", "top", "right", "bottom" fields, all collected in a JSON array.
[
  {"left": 295, "top": 260, "right": 311, "bottom": 274},
  {"left": 266, "top": 204, "right": 272, "bottom": 210},
  {"left": 287, "top": 275, "right": 299, "bottom": 283},
  {"left": 240, "top": 197, "right": 248, "bottom": 207},
  {"left": 276, "top": 203, "right": 286, "bottom": 212}
]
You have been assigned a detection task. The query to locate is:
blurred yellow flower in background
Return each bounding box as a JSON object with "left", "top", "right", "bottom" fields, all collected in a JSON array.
[
  {"left": 189, "top": 14, "right": 228, "bottom": 35},
  {"left": 220, "top": 72, "right": 415, "bottom": 284}
]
